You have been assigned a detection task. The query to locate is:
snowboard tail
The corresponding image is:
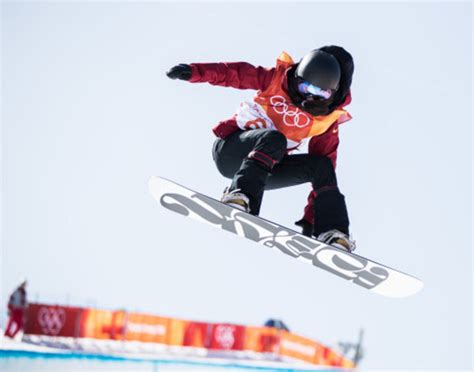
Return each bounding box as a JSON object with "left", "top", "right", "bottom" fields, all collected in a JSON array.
[{"left": 149, "top": 176, "right": 423, "bottom": 298}]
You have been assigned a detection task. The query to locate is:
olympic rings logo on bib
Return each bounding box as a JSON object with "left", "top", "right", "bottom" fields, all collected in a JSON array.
[{"left": 269, "top": 96, "right": 311, "bottom": 128}]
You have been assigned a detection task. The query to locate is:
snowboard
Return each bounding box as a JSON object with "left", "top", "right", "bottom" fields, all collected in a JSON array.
[{"left": 149, "top": 176, "right": 423, "bottom": 298}]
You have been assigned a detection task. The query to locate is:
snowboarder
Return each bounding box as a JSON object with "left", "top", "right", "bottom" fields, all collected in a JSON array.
[
  {"left": 166, "top": 46, "right": 355, "bottom": 252},
  {"left": 4, "top": 280, "right": 28, "bottom": 338}
]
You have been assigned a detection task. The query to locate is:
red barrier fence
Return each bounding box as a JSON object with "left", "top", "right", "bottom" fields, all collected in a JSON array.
[{"left": 24, "top": 303, "right": 354, "bottom": 368}]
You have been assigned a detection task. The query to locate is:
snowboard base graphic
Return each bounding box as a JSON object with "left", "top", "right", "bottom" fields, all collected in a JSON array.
[{"left": 149, "top": 176, "right": 423, "bottom": 298}]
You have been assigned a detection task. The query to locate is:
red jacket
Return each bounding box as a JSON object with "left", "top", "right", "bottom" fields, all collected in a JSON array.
[{"left": 189, "top": 56, "right": 352, "bottom": 223}]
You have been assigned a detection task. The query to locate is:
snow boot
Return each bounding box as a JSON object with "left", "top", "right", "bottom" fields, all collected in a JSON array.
[
  {"left": 317, "top": 229, "right": 356, "bottom": 253},
  {"left": 220, "top": 188, "right": 250, "bottom": 213}
]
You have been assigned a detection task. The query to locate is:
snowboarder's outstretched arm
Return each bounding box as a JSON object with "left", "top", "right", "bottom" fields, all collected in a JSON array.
[{"left": 166, "top": 62, "right": 275, "bottom": 91}]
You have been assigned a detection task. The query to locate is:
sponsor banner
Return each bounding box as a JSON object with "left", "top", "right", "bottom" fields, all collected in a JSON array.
[
  {"left": 243, "top": 326, "right": 280, "bottom": 353},
  {"left": 278, "top": 331, "right": 320, "bottom": 364},
  {"left": 208, "top": 323, "right": 245, "bottom": 351},
  {"left": 124, "top": 313, "right": 170, "bottom": 343},
  {"left": 279, "top": 332, "right": 354, "bottom": 368},
  {"left": 24, "top": 303, "right": 83, "bottom": 337},
  {"left": 80, "top": 308, "right": 126, "bottom": 340},
  {"left": 23, "top": 303, "right": 354, "bottom": 368}
]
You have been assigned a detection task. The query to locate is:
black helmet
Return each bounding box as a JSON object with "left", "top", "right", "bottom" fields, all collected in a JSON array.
[{"left": 295, "top": 50, "right": 341, "bottom": 91}]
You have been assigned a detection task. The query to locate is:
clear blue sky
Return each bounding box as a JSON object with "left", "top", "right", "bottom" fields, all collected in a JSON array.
[{"left": 1, "top": 2, "right": 472, "bottom": 370}]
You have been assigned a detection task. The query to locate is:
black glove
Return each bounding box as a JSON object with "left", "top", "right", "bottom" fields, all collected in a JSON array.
[
  {"left": 166, "top": 64, "right": 192, "bottom": 81},
  {"left": 295, "top": 218, "right": 314, "bottom": 237}
]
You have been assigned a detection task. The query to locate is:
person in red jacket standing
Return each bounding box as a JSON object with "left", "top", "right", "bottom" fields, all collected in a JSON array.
[
  {"left": 4, "top": 280, "right": 28, "bottom": 338},
  {"left": 166, "top": 46, "right": 355, "bottom": 252}
]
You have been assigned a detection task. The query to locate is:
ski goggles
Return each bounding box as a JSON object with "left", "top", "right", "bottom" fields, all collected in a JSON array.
[{"left": 296, "top": 80, "right": 333, "bottom": 100}]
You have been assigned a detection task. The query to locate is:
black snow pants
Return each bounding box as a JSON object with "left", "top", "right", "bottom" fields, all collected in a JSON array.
[{"left": 212, "top": 129, "right": 350, "bottom": 236}]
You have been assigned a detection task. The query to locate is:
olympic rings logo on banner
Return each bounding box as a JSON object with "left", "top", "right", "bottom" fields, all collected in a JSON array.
[
  {"left": 269, "top": 96, "right": 311, "bottom": 128},
  {"left": 38, "top": 307, "right": 66, "bottom": 335}
]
